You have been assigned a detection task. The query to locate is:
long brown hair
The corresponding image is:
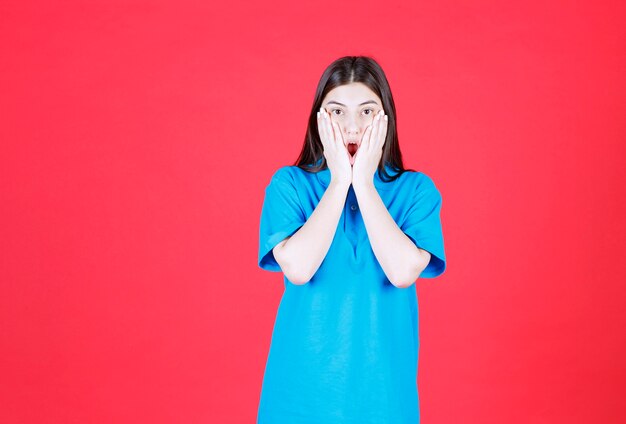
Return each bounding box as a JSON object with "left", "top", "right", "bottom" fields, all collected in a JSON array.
[{"left": 293, "top": 56, "right": 416, "bottom": 182}]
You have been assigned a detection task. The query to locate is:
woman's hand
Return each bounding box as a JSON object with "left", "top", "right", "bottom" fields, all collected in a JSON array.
[
  {"left": 352, "top": 109, "right": 388, "bottom": 188},
  {"left": 317, "top": 107, "right": 352, "bottom": 187}
]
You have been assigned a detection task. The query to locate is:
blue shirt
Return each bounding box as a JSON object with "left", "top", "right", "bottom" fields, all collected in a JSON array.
[{"left": 257, "top": 160, "right": 446, "bottom": 424}]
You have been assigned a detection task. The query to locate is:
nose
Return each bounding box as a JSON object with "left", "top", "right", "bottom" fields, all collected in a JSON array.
[{"left": 344, "top": 117, "right": 360, "bottom": 139}]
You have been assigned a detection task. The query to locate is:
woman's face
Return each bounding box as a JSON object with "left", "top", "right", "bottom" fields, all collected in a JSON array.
[{"left": 321, "top": 82, "right": 384, "bottom": 149}]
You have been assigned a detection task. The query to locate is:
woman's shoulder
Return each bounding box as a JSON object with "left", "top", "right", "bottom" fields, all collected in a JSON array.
[
  {"left": 266, "top": 165, "right": 298, "bottom": 181},
  {"left": 397, "top": 168, "right": 437, "bottom": 186},
  {"left": 273, "top": 164, "right": 322, "bottom": 178},
  {"left": 266, "top": 165, "right": 313, "bottom": 187},
  {"left": 395, "top": 169, "right": 441, "bottom": 199}
]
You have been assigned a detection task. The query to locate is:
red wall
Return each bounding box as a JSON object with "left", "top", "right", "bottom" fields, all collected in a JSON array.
[{"left": 1, "top": 0, "right": 625, "bottom": 422}]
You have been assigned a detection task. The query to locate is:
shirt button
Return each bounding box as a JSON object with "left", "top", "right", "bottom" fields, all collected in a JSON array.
[{"left": 350, "top": 204, "right": 357, "bottom": 211}]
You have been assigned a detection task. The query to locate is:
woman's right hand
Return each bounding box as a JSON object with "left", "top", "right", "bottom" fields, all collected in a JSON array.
[{"left": 317, "top": 107, "right": 352, "bottom": 187}]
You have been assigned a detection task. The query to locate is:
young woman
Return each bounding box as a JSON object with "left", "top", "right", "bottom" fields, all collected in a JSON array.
[{"left": 257, "top": 56, "right": 447, "bottom": 423}]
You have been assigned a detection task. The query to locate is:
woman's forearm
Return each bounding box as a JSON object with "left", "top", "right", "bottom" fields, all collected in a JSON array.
[
  {"left": 276, "top": 180, "right": 349, "bottom": 285},
  {"left": 353, "top": 181, "right": 428, "bottom": 288}
]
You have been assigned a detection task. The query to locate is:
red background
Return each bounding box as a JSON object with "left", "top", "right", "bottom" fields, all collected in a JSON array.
[{"left": 2, "top": 1, "right": 625, "bottom": 423}]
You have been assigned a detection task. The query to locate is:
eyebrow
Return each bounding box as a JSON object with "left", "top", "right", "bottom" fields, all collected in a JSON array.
[{"left": 325, "top": 100, "right": 379, "bottom": 107}]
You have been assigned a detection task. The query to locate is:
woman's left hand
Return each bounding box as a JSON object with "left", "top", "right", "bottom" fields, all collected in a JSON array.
[{"left": 352, "top": 110, "right": 388, "bottom": 188}]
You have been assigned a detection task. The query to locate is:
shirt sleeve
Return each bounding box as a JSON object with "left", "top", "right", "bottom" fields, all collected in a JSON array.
[
  {"left": 258, "top": 167, "right": 307, "bottom": 272},
  {"left": 400, "top": 173, "right": 447, "bottom": 279}
]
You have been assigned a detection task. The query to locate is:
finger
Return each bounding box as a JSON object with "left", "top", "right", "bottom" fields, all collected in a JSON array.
[
  {"left": 323, "top": 109, "right": 336, "bottom": 152},
  {"left": 320, "top": 108, "right": 332, "bottom": 151},
  {"left": 362, "top": 124, "right": 373, "bottom": 151},
  {"left": 331, "top": 121, "right": 351, "bottom": 162},
  {"left": 323, "top": 109, "right": 334, "bottom": 150},
  {"left": 380, "top": 114, "right": 388, "bottom": 149},
  {"left": 331, "top": 120, "right": 344, "bottom": 149},
  {"left": 375, "top": 112, "right": 385, "bottom": 150},
  {"left": 317, "top": 110, "right": 328, "bottom": 151},
  {"left": 374, "top": 113, "right": 384, "bottom": 150},
  {"left": 369, "top": 114, "right": 381, "bottom": 153}
]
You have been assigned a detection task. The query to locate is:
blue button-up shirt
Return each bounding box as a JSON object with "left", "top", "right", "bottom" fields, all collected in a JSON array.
[{"left": 257, "top": 159, "right": 446, "bottom": 423}]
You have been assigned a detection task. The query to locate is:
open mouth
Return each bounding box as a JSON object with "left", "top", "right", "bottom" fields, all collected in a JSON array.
[
  {"left": 346, "top": 142, "right": 359, "bottom": 165},
  {"left": 347, "top": 142, "right": 358, "bottom": 156}
]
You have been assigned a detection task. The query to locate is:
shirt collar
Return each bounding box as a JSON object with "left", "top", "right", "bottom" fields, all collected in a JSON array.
[{"left": 309, "top": 158, "right": 398, "bottom": 191}]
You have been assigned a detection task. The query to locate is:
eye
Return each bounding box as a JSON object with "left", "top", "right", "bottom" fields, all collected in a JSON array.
[
  {"left": 331, "top": 109, "right": 342, "bottom": 115},
  {"left": 363, "top": 109, "right": 374, "bottom": 116}
]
